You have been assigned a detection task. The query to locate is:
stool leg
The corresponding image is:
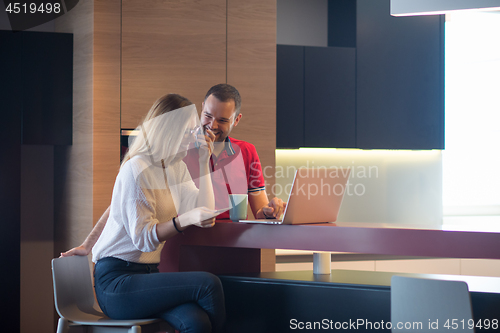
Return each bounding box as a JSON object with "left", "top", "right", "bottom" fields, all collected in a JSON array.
[
  {"left": 130, "top": 325, "right": 141, "bottom": 333},
  {"left": 56, "top": 318, "right": 70, "bottom": 333}
]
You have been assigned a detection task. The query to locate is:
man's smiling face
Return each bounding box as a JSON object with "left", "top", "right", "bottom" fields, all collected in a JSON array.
[{"left": 201, "top": 94, "right": 242, "bottom": 142}]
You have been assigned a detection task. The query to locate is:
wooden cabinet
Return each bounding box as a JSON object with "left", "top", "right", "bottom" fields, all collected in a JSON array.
[
  {"left": 97, "top": 0, "right": 276, "bottom": 223},
  {"left": 121, "top": 0, "right": 227, "bottom": 129},
  {"left": 227, "top": 0, "right": 277, "bottom": 195},
  {"left": 120, "top": 0, "right": 276, "bottom": 176},
  {"left": 276, "top": 0, "right": 444, "bottom": 149},
  {"left": 119, "top": 0, "right": 276, "bottom": 210}
]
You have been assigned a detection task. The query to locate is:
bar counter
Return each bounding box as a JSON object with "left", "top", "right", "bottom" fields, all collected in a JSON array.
[
  {"left": 158, "top": 218, "right": 500, "bottom": 332},
  {"left": 159, "top": 217, "right": 500, "bottom": 273}
]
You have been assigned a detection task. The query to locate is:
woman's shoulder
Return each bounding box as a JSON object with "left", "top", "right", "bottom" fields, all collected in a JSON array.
[{"left": 120, "top": 155, "right": 152, "bottom": 180}]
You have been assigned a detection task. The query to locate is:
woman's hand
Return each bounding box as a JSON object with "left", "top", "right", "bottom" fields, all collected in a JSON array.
[
  {"left": 59, "top": 245, "right": 90, "bottom": 257},
  {"left": 195, "top": 217, "right": 216, "bottom": 228},
  {"left": 177, "top": 207, "right": 218, "bottom": 228}
]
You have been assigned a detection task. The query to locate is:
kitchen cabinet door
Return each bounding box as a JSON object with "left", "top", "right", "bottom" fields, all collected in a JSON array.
[
  {"left": 276, "top": 45, "right": 355, "bottom": 149},
  {"left": 121, "top": 0, "right": 227, "bottom": 128},
  {"left": 356, "top": 0, "right": 444, "bottom": 149},
  {"left": 277, "top": 44, "right": 304, "bottom": 148},
  {"left": 304, "top": 46, "right": 356, "bottom": 148},
  {"left": 21, "top": 31, "right": 73, "bottom": 145}
]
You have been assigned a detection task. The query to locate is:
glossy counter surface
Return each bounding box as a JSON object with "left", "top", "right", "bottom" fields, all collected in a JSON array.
[{"left": 171, "top": 218, "right": 500, "bottom": 259}]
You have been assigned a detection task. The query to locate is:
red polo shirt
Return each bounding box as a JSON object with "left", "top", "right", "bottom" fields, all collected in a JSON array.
[{"left": 183, "top": 136, "right": 266, "bottom": 219}]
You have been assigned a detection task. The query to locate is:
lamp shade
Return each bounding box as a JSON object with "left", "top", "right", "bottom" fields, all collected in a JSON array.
[{"left": 391, "top": 0, "right": 500, "bottom": 16}]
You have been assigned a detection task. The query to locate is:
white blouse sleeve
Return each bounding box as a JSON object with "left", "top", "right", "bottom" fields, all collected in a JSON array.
[
  {"left": 177, "top": 161, "right": 199, "bottom": 214},
  {"left": 117, "top": 163, "right": 161, "bottom": 252}
]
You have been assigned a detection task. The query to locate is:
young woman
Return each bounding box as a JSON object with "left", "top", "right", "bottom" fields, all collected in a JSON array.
[{"left": 92, "top": 94, "right": 225, "bottom": 333}]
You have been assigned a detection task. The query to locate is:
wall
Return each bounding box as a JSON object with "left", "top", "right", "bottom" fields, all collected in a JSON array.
[
  {"left": 92, "top": 0, "right": 121, "bottom": 225},
  {"left": 20, "top": 146, "right": 55, "bottom": 333},
  {"left": 276, "top": 250, "right": 500, "bottom": 277},
  {"left": 275, "top": 149, "right": 443, "bottom": 225},
  {"left": 53, "top": 0, "right": 94, "bottom": 263},
  {"left": 274, "top": 150, "right": 500, "bottom": 278}
]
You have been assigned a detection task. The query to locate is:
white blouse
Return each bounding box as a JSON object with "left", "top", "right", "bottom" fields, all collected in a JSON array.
[{"left": 92, "top": 155, "right": 199, "bottom": 264}]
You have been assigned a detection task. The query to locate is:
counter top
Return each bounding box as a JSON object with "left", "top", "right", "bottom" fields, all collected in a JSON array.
[
  {"left": 171, "top": 218, "right": 500, "bottom": 259},
  {"left": 159, "top": 217, "right": 500, "bottom": 273}
]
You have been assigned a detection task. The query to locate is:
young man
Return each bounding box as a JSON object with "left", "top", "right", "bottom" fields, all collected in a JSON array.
[
  {"left": 184, "top": 84, "right": 284, "bottom": 220},
  {"left": 61, "top": 84, "right": 285, "bottom": 257}
]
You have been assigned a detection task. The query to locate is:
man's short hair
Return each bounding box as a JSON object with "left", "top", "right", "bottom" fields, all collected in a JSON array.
[{"left": 204, "top": 83, "right": 242, "bottom": 116}]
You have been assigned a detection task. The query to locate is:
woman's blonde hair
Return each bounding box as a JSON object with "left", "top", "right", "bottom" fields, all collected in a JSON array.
[{"left": 121, "top": 94, "right": 196, "bottom": 168}]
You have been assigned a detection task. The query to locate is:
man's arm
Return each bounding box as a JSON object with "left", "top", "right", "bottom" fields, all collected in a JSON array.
[
  {"left": 249, "top": 190, "right": 286, "bottom": 219},
  {"left": 245, "top": 146, "right": 286, "bottom": 219},
  {"left": 59, "top": 206, "right": 110, "bottom": 257}
]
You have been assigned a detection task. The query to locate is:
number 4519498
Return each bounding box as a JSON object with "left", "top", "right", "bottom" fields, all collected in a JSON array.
[
  {"left": 444, "top": 319, "right": 498, "bottom": 330},
  {"left": 5, "top": 2, "right": 61, "bottom": 14}
]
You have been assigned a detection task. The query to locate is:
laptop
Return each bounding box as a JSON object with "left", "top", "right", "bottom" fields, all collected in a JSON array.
[{"left": 239, "top": 168, "right": 351, "bottom": 225}]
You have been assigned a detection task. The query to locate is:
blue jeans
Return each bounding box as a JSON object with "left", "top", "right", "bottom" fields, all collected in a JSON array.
[{"left": 94, "top": 257, "right": 226, "bottom": 333}]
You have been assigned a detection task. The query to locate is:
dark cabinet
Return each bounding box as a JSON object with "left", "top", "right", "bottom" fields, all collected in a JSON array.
[
  {"left": 304, "top": 46, "right": 356, "bottom": 148},
  {"left": 276, "top": 0, "right": 444, "bottom": 149},
  {"left": 20, "top": 31, "right": 73, "bottom": 145},
  {"left": 276, "top": 45, "right": 304, "bottom": 148},
  {"left": 1, "top": 30, "right": 73, "bottom": 146},
  {"left": 356, "top": 0, "right": 444, "bottom": 149},
  {"left": 277, "top": 45, "right": 355, "bottom": 149}
]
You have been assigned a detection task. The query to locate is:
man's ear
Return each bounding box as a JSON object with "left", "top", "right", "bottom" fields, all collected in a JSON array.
[{"left": 233, "top": 113, "right": 242, "bottom": 127}]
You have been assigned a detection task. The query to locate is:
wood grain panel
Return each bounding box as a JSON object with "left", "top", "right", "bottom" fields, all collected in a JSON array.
[
  {"left": 261, "top": 248, "right": 276, "bottom": 272},
  {"left": 93, "top": 0, "right": 121, "bottom": 223},
  {"left": 20, "top": 146, "right": 54, "bottom": 333},
  {"left": 53, "top": 0, "right": 93, "bottom": 253},
  {"left": 121, "top": 0, "right": 227, "bottom": 128},
  {"left": 227, "top": 0, "right": 276, "bottom": 190},
  {"left": 53, "top": 3, "right": 94, "bottom": 329},
  {"left": 227, "top": 0, "right": 277, "bottom": 270}
]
